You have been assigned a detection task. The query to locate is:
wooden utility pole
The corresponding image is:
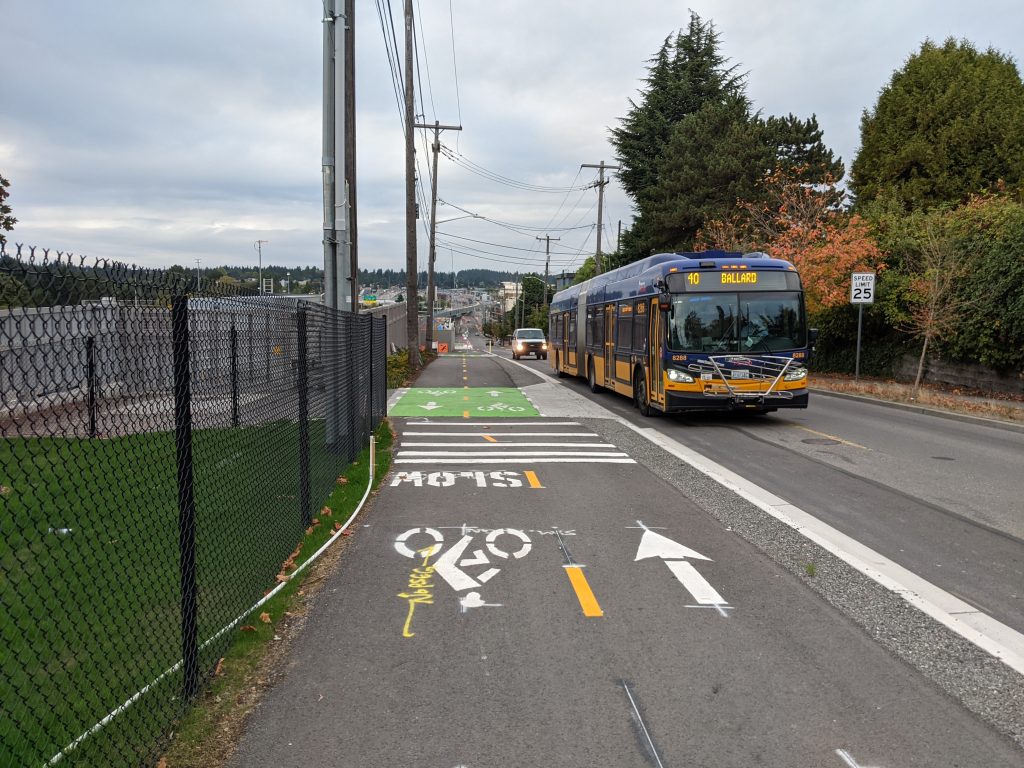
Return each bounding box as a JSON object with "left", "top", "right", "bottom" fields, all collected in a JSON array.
[
  {"left": 413, "top": 120, "right": 462, "bottom": 348},
  {"left": 404, "top": 0, "right": 420, "bottom": 368},
  {"left": 581, "top": 161, "right": 619, "bottom": 275},
  {"left": 536, "top": 234, "right": 559, "bottom": 315}
]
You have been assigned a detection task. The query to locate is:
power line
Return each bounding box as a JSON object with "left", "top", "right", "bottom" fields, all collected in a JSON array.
[
  {"left": 437, "top": 201, "right": 596, "bottom": 234},
  {"left": 439, "top": 144, "right": 595, "bottom": 193},
  {"left": 447, "top": 0, "right": 462, "bottom": 150},
  {"left": 436, "top": 231, "right": 588, "bottom": 256}
]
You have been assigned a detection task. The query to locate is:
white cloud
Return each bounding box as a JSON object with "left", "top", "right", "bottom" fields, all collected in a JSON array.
[{"left": 2, "top": 1, "right": 1022, "bottom": 274}]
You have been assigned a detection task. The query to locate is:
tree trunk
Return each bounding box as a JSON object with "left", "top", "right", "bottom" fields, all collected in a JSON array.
[{"left": 913, "top": 334, "right": 930, "bottom": 397}]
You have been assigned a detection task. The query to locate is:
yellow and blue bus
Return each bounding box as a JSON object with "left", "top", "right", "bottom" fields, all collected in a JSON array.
[{"left": 548, "top": 251, "right": 811, "bottom": 416}]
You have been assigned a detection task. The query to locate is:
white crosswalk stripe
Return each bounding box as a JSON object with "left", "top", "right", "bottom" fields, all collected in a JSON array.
[{"left": 395, "top": 421, "right": 635, "bottom": 465}]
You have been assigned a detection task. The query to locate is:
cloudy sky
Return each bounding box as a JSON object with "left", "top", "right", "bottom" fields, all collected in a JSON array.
[{"left": 2, "top": 1, "right": 1022, "bottom": 280}]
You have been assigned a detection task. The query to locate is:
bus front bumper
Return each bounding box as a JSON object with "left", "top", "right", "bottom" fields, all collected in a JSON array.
[{"left": 664, "top": 388, "right": 808, "bottom": 413}]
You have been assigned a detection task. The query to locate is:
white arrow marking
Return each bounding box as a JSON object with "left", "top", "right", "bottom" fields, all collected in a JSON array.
[
  {"left": 487, "top": 390, "right": 502, "bottom": 396},
  {"left": 419, "top": 401, "right": 442, "bottom": 411},
  {"left": 476, "top": 568, "right": 500, "bottom": 583},
  {"left": 433, "top": 536, "right": 483, "bottom": 591},
  {"left": 634, "top": 528, "right": 711, "bottom": 562},
  {"left": 665, "top": 561, "right": 726, "bottom": 605},
  {"left": 835, "top": 749, "right": 882, "bottom": 768},
  {"left": 459, "top": 591, "right": 503, "bottom": 613},
  {"left": 459, "top": 549, "right": 490, "bottom": 567}
]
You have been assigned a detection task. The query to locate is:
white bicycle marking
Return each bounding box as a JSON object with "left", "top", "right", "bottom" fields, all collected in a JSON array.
[{"left": 393, "top": 527, "right": 444, "bottom": 558}]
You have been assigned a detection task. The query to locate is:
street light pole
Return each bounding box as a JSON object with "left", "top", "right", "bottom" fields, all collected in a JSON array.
[
  {"left": 255, "top": 240, "right": 268, "bottom": 294},
  {"left": 194, "top": 259, "right": 201, "bottom": 292}
]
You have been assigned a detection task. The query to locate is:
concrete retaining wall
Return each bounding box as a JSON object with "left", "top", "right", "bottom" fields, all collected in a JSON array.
[{"left": 897, "top": 353, "right": 1024, "bottom": 395}]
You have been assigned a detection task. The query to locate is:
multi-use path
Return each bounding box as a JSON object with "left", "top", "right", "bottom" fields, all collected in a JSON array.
[{"left": 229, "top": 347, "right": 1024, "bottom": 767}]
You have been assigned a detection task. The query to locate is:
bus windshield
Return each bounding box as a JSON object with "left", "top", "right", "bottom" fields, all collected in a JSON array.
[{"left": 667, "top": 291, "right": 806, "bottom": 353}]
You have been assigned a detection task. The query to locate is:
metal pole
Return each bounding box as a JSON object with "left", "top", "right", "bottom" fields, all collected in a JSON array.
[
  {"left": 85, "top": 336, "right": 97, "bottom": 438},
  {"left": 297, "top": 309, "right": 311, "bottom": 527},
  {"left": 345, "top": 0, "right": 358, "bottom": 312},
  {"left": 255, "top": 240, "right": 268, "bottom": 294},
  {"left": 230, "top": 323, "right": 239, "bottom": 427},
  {"left": 855, "top": 304, "right": 863, "bottom": 380},
  {"left": 404, "top": 0, "right": 420, "bottom": 369},
  {"left": 171, "top": 295, "right": 199, "bottom": 700}
]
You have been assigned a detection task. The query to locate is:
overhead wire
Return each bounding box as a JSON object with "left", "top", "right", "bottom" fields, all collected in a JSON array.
[
  {"left": 440, "top": 144, "right": 595, "bottom": 194},
  {"left": 447, "top": 0, "right": 463, "bottom": 151}
]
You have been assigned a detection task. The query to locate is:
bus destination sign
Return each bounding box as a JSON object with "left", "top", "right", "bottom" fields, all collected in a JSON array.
[{"left": 669, "top": 270, "right": 794, "bottom": 292}]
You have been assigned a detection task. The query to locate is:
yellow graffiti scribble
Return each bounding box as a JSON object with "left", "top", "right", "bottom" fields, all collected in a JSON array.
[{"left": 398, "top": 549, "right": 435, "bottom": 638}]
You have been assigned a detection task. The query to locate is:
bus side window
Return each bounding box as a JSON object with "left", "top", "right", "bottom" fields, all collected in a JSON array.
[{"left": 633, "top": 299, "right": 648, "bottom": 353}]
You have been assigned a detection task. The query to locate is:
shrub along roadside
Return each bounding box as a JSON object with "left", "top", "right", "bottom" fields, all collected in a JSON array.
[
  {"left": 158, "top": 420, "right": 394, "bottom": 767},
  {"left": 387, "top": 348, "right": 437, "bottom": 389}
]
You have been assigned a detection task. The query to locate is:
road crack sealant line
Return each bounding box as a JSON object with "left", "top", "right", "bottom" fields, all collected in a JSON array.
[
  {"left": 617, "top": 419, "right": 1024, "bottom": 677},
  {"left": 46, "top": 438, "right": 378, "bottom": 766}
]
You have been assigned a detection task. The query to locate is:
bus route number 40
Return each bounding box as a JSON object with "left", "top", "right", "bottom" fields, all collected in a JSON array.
[{"left": 851, "top": 273, "right": 875, "bottom": 305}]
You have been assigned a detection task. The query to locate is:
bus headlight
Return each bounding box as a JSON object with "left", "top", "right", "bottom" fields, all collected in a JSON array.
[
  {"left": 666, "top": 368, "right": 694, "bottom": 383},
  {"left": 783, "top": 366, "right": 808, "bottom": 382}
]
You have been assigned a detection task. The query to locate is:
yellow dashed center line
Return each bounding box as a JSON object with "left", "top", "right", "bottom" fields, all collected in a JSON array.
[
  {"left": 483, "top": 435, "right": 496, "bottom": 443},
  {"left": 565, "top": 566, "right": 603, "bottom": 617}
]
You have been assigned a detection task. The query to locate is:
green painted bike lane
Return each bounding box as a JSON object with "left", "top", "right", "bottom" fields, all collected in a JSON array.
[{"left": 389, "top": 387, "right": 539, "bottom": 418}]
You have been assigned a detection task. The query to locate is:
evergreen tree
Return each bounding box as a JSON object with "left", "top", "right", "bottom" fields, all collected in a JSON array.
[
  {"left": 611, "top": 14, "right": 746, "bottom": 202},
  {"left": 611, "top": 14, "right": 840, "bottom": 258},
  {"left": 0, "top": 173, "right": 16, "bottom": 247},
  {"left": 851, "top": 38, "right": 1024, "bottom": 210}
]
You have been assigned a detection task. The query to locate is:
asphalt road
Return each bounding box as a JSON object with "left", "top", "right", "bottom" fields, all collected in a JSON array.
[
  {"left": 509, "top": 350, "right": 1024, "bottom": 640},
  {"left": 230, "top": 344, "right": 1024, "bottom": 767}
]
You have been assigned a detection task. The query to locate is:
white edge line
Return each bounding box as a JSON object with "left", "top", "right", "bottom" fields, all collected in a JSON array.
[
  {"left": 617, "top": 418, "right": 1024, "bottom": 677},
  {"left": 47, "top": 438, "right": 378, "bottom": 766}
]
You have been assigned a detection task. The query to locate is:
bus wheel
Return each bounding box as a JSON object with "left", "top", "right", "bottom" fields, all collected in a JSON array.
[
  {"left": 588, "top": 359, "right": 601, "bottom": 393},
  {"left": 635, "top": 371, "right": 654, "bottom": 417}
]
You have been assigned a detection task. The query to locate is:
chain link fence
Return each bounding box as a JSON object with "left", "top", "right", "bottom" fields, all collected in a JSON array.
[{"left": 0, "top": 245, "right": 387, "bottom": 766}]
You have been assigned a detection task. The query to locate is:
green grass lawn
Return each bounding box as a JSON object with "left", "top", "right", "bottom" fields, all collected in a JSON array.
[{"left": 0, "top": 417, "right": 372, "bottom": 767}]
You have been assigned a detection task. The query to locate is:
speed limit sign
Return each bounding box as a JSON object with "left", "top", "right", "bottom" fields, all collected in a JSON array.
[{"left": 851, "top": 273, "right": 875, "bottom": 304}]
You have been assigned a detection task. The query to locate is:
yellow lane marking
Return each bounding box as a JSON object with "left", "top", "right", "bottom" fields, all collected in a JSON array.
[
  {"left": 794, "top": 425, "right": 868, "bottom": 450},
  {"left": 565, "top": 566, "right": 603, "bottom": 617},
  {"left": 463, "top": 410, "right": 470, "bottom": 419},
  {"left": 483, "top": 435, "right": 497, "bottom": 443},
  {"left": 464, "top": 396, "right": 469, "bottom": 401},
  {"left": 524, "top": 470, "right": 544, "bottom": 488}
]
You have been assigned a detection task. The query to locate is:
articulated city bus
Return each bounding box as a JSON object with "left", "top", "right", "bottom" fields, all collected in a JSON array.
[{"left": 548, "top": 251, "right": 812, "bottom": 416}]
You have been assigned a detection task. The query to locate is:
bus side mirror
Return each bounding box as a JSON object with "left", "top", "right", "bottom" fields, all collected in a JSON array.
[
  {"left": 658, "top": 292, "right": 671, "bottom": 312},
  {"left": 808, "top": 327, "right": 819, "bottom": 353}
]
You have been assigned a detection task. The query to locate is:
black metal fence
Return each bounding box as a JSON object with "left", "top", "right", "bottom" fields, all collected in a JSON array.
[{"left": 0, "top": 245, "right": 387, "bottom": 766}]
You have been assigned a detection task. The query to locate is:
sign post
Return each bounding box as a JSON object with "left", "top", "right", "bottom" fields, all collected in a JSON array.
[{"left": 850, "top": 273, "right": 875, "bottom": 380}]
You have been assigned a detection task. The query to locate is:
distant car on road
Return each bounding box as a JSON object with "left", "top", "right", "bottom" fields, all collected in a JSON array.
[{"left": 511, "top": 327, "right": 547, "bottom": 360}]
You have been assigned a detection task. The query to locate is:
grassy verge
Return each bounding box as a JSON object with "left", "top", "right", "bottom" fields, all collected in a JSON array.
[
  {"left": 811, "top": 373, "right": 1024, "bottom": 423},
  {"left": 157, "top": 419, "right": 394, "bottom": 767}
]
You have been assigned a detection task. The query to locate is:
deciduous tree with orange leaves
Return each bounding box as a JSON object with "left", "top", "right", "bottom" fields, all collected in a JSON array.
[{"left": 698, "top": 167, "right": 886, "bottom": 314}]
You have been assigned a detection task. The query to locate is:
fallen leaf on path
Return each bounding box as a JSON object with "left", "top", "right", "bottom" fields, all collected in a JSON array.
[
  {"left": 259, "top": 612, "right": 272, "bottom": 624},
  {"left": 240, "top": 625, "right": 256, "bottom": 632}
]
